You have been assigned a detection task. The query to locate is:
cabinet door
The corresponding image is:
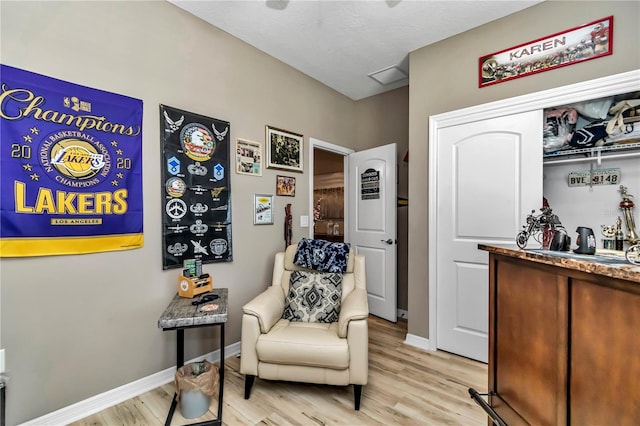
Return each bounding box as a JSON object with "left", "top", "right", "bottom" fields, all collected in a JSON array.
[
  {"left": 571, "top": 280, "right": 640, "bottom": 425},
  {"left": 490, "top": 257, "right": 568, "bottom": 426}
]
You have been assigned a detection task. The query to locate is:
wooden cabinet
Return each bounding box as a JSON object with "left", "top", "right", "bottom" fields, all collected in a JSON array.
[
  {"left": 490, "top": 259, "right": 568, "bottom": 425},
  {"left": 481, "top": 246, "right": 640, "bottom": 426},
  {"left": 570, "top": 279, "right": 640, "bottom": 425}
]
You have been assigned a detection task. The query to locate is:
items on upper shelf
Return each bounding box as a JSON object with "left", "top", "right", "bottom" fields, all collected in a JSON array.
[{"left": 543, "top": 90, "right": 640, "bottom": 159}]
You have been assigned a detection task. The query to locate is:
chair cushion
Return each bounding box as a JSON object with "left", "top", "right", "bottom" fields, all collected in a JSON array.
[
  {"left": 282, "top": 271, "right": 342, "bottom": 323},
  {"left": 256, "top": 320, "right": 349, "bottom": 369},
  {"left": 293, "top": 238, "right": 351, "bottom": 273}
]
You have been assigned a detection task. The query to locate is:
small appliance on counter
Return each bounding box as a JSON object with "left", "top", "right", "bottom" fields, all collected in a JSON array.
[
  {"left": 574, "top": 226, "right": 596, "bottom": 255},
  {"left": 549, "top": 229, "right": 571, "bottom": 251}
]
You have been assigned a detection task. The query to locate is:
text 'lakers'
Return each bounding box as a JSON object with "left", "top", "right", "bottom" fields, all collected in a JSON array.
[{"left": 14, "top": 181, "right": 127, "bottom": 214}]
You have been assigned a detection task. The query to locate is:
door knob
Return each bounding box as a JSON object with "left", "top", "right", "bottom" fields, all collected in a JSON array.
[{"left": 381, "top": 238, "right": 396, "bottom": 245}]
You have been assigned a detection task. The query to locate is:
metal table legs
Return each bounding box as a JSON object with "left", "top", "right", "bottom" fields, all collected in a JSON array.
[{"left": 164, "top": 324, "right": 225, "bottom": 426}]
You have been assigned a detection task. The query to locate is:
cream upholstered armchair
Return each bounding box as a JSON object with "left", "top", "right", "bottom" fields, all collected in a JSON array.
[{"left": 240, "top": 242, "right": 369, "bottom": 410}]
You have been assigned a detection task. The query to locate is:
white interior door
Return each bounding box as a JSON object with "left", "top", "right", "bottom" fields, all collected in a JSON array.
[
  {"left": 436, "top": 111, "right": 542, "bottom": 362},
  {"left": 348, "top": 143, "right": 397, "bottom": 322}
]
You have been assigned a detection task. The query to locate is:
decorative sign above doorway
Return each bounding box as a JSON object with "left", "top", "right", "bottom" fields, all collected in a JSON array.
[{"left": 479, "top": 16, "right": 613, "bottom": 88}]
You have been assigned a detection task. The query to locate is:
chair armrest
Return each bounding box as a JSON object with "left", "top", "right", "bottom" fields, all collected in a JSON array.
[
  {"left": 242, "top": 285, "right": 285, "bottom": 333},
  {"left": 338, "top": 287, "right": 369, "bottom": 337}
]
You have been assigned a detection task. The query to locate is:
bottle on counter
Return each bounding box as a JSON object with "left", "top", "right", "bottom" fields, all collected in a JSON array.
[
  {"left": 326, "top": 221, "right": 334, "bottom": 235},
  {"left": 615, "top": 216, "right": 624, "bottom": 251}
]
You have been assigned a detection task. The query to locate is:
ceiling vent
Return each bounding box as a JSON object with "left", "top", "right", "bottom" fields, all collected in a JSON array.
[{"left": 368, "top": 65, "right": 408, "bottom": 86}]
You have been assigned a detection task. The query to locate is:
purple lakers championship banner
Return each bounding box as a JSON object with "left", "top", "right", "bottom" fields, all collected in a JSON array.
[
  {"left": 160, "top": 105, "right": 232, "bottom": 269},
  {"left": 0, "top": 65, "right": 143, "bottom": 257}
]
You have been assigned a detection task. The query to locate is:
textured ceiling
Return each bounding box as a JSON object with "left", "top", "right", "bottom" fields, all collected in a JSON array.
[{"left": 169, "top": 0, "right": 543, "bottom": 100}]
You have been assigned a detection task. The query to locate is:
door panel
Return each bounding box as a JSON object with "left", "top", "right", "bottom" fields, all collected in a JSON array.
[
  {"left": 437, "top": 111, "right": 542, "bottom": 362},
  {"left": 456, "top": 134, "right": 519, "bottom": 239},
  {"left": 348, "top": 143, "right": 397, "bottom": 322},
  {"left": 455, "top": 262, "right": 489, "bottom": 334}
]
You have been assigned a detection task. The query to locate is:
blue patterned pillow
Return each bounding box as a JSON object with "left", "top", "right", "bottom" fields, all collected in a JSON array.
[
  {"left": 293, "top": 238, "right": 351, "bottom": 273},
  {"left": 282, "top": 271, "right": 342, "bottom": 323}
]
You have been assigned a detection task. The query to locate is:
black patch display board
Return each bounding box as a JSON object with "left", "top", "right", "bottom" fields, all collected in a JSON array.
[{"left": 160, "top": 105, "right": 232, "bottom": 269}]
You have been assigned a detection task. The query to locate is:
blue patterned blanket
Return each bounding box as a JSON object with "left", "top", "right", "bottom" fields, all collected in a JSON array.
[{"left": 293, "top": 238, "right": 351, "bottom": 273}]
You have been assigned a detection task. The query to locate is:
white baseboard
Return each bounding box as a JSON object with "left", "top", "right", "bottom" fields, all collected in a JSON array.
[
  {"left": 397, "top": 309, "right": 408, "bottom": 320},
  {"left": 403, "top": 333, "right": 431, "bottom": 351},
  {"left": 19, "top": 341, "right": 241, "bottom": 426}
]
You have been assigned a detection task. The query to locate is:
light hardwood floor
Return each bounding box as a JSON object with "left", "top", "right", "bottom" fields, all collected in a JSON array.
[{"left": 71, "top": 316, "right": 488, "bottom": 425}]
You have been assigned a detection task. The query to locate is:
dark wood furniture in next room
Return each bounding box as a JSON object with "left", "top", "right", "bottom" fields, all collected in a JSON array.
[{"left": 474, "top": 245, "right": 640, "bottom": 426}]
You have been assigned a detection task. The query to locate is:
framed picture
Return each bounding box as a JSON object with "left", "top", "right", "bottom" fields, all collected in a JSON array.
[
  {"left": 276, "top": 175, "right": 296, "bottom": 197},
  {"left": 254, "top": 194, "right": 274, "bottom": 225},
  {"left": 479, "top": 16, "right": 613, "bottom": 88},
  {"left": 235, "top": 138, "right": 262, "bottom": 176},
  {"left": 266, "top": 125, "right": 303, "bottom": 173}
]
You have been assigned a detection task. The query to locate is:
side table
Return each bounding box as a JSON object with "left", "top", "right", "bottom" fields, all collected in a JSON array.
[{"left": 158, "top": 288, "right": 228, "bottom": 426}]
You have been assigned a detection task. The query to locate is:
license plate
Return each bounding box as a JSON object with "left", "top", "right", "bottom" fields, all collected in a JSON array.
[{"left": 568, "top": 168, "right": 621, "bottom": 187}]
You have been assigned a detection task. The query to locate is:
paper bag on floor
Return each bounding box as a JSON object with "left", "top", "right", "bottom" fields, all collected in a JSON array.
[{"left": 174, "top": 360, "right": 219, "bottom": 401}]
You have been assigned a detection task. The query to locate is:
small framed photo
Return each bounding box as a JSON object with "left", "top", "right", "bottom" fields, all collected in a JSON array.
[
  {"left": 235, "top": 138, "right": 262, "bottom": 176},
  {"left": 266, "top": 125, "right": 303, "bottom": 173},
  {"left": 276, "top": 175, "right": 296, "bottom": 197},
  {"left": 253, "top": 194, "right": 273, "bottom": 225}
]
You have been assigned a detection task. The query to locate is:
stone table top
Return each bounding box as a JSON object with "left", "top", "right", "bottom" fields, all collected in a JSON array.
[
  {"left": 478, "top": 245, "right": 640, "bottom": 284},
  {"left": 158, "top": 287, "right": 228, "bottom": 330}
]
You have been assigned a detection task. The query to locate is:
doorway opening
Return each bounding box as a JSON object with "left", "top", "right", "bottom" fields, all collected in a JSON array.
[
  {"left": 308, "top": 138, "right": 353, "bottom": 240},
  {"left": 313, "top": 149, "right": 345, "bottom": 242}
]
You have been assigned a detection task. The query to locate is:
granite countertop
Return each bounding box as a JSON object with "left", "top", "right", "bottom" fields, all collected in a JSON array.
[{"left": 478, "top": 244, "right": 640, "bottom": 284}]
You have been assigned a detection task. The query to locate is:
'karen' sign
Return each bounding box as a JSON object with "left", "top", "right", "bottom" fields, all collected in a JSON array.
[{"left": 479, "top": 16, "right": 613, "bottom": 88}]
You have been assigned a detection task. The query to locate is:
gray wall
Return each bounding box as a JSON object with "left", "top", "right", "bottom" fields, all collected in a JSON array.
[
  {"left": 407, "top": 0, "right": 640, "bottom": 339},
  {"left": 0, "top": 1, "right": 408, "bottom": 424},
  {"left": 545, "top": 158, "right": 640, "bottom": 240}
]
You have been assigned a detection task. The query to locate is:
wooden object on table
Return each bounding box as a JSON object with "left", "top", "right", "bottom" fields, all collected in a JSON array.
[
  {"left": 178, "top": 274, "right": 212, "bottom": 298},
  {"left": 478, "top": 245, "right": 640, "bottom": 426}
]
